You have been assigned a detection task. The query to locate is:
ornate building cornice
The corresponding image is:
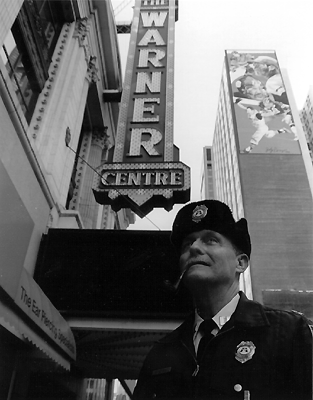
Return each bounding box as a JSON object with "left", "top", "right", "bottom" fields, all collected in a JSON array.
[
  {"left": 92, "top": 127, "right": 109, "bottom": 150},
  {"left": 73, "top": 18, "right": 100, "bottom": 83},
  {"left": 87, "top": 56, "right": 100, "bottom": 84},
  {"left": 31, "top": 23, "right": 72, "bottom": 138},
  {"left": 73, "top": 17, "right": 89, "bottom": 46}
]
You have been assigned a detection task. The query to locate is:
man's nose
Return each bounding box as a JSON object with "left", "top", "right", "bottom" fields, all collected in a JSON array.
[{"left": 189, "top": 238, "right": 205, "bottom": 254}]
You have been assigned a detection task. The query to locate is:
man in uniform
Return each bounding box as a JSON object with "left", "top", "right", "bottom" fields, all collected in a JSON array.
[{"left": 133, "top": 200, "right": 312, "bottom": 400}]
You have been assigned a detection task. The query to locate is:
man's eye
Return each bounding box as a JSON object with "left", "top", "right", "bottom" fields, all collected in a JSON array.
[{"left": 203, "top": 236, "right": 218, "bottom": 244}]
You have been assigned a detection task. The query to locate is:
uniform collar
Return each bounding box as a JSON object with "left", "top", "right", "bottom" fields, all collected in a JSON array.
[
  {"left": 233, "top": 291, "right": 270, "bottom": 328},
  {"left": 194, "top": 293, "right": 240, "bottom": 334},
  {"left": 159, "top": 292, "right": 270, "bottom": 344}
]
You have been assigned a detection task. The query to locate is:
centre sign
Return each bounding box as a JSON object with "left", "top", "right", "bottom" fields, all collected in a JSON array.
[{"left": 93, "top": 0, "right": 191, "bottom": 217}]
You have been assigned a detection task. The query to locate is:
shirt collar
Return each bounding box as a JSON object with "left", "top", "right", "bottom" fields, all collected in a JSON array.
[{"left": 194, "top": 293, "right": 240, "bottom": 333}]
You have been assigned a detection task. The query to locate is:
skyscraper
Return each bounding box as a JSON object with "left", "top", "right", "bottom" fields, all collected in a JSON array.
[{"left": 208, "top": 50, "right": 313, "bottom": 316}]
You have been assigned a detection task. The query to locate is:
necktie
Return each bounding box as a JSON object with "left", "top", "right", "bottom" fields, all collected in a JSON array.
[{"left": 197, "top": 319, "right": 217, "bottom": 360}]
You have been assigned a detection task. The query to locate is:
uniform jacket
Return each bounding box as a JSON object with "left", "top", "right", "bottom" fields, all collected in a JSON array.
[{"left": 133, "top": 292, "right": 312, "bottom": 400}]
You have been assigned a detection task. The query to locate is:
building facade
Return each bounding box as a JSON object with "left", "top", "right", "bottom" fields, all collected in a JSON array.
[
  {"left": 0, "top": 1, "right": 134, "bottom": 398},
  {"left": 299, "top": 86, "right": 313, "bottom": 163},
  {"left": 206, "top": 50, "right": 313, "bottom": 314}
]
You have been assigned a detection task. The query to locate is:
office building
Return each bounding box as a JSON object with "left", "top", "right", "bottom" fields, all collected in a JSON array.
[{"left": 208, "top": 50, "right": 313, "bottom": 314}]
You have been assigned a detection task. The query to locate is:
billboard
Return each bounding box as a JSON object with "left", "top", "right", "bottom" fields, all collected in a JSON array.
[
  {"left": 93, "top": 0, "right": 191, "bottom": 217},
  {"left": 226, "top": 50, "right": 301, "bottom": 155}
]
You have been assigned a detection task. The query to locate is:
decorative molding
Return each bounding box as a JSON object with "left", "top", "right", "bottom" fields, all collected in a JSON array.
[
  {"left": 68, "top": 132, "right": 90, "bottom": 211},
  {"left": 73, "top": 18, "right": 100, "bottom": 83},
  {"left": 73, "top": 17, "right": 89, "bottom": 46},
  {"left": 69, "top": 128, "right": 109, "bottom": 217},
  {"left": 83, "top": 43, "right": 91, "bottom": 64},
  {"left": 31, "top": 23, "right": 72, "bottom": 139},
  {"left": 92, "top": 127, "right": 109, "bottom": 150},
  {"left": 87, "top": 55, "right": 100, "bottom": 84}
]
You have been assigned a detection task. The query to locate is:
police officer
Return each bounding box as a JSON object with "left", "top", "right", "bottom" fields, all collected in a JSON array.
[{"left": 133, "top": 200, "right": 312, "bottom": 400}]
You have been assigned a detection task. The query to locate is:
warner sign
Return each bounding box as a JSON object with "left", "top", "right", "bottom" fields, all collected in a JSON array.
[{"left": 93, "top": 0, "right": 191, "bottom": 217}]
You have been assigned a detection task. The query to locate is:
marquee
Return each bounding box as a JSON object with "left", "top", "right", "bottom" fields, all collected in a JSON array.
[{"left": 93, "top": 0, "right": 190, "bottom": 217}]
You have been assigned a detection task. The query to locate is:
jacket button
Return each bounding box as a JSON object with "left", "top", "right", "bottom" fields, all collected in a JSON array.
[{"left": 234, "top": 384, "right": 242, "bottom": 392}]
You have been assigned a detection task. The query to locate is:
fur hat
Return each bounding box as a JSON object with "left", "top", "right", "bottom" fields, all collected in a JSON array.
[{"left": 171, "top": 200, "right": 251, "bottom": 258}]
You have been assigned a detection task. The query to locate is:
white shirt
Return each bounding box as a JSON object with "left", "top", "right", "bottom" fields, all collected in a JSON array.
[{"left": 193, "top": 294, "right": 240, "bottom": 353}]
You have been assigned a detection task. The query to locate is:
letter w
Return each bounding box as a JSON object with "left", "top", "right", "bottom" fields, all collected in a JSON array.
[{"left": 141, "top": 12, "right": 167, "bottom": 27}]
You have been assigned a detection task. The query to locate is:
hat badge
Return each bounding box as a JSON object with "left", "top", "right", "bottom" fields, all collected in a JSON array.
[
  {"left": 192, "top": 205, "right": 208, "bottom": 223},
  {"left": 235, "top": 341, "right": 256, "bottom": 364}
]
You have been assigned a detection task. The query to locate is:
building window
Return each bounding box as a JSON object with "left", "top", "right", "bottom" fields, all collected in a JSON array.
[
  {"left": 32, "top": 0, "right": 63, "bottom": 59},
  {"left": 1, "top": 30, "right": 40, "bottom": 123},
  {"left": 0, "top": 0, "right": 63, "bottom": 123},
  {"left": 206, "top": 148, "right": 211, "bottom": 161}
]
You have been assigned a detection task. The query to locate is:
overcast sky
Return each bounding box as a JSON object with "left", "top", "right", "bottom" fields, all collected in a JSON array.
[{"left": 111, "top": 0, "right": 313, "bottom": 231}]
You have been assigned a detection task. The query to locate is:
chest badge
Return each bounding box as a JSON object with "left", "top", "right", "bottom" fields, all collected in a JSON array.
[
  {"left": 235, "top": 341, "right": 256, "bottom": 364},
  {"left": 192, "top": 205, "right": 208, "bottom": 223}
]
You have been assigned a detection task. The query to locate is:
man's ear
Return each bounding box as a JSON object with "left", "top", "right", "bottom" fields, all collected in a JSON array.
[{"left": 236, "top": 254, "right": 249, "bottom": 274}]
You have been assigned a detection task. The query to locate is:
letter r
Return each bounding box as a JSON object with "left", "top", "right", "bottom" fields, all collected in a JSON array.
[{"left": 128, "top": 128, "right": 162, "bottom": 156}]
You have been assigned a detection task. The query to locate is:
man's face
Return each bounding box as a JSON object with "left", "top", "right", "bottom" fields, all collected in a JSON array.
[{"left": 179, "top": 229, "right": 241, "bottom": 288}]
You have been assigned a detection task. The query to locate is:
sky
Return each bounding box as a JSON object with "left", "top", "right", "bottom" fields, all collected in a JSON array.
[{"left": 111, "top": 0, "right": 313, "bottom": 231}]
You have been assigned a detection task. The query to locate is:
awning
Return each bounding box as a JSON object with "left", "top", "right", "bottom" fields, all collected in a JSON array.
[
  {"left": 0, "top": 268, "right": 76, "bottom": 370},
  {"left": 33, "top": 229, "right": 193, "bottom": 379},
  {"left": 34, "top": 229, "right": 193, "bottom": 317}
]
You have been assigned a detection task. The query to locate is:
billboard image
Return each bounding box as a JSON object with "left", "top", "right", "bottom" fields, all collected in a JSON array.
[{"left": 226, "top": 50, "right": 301, "bottom": 155}]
